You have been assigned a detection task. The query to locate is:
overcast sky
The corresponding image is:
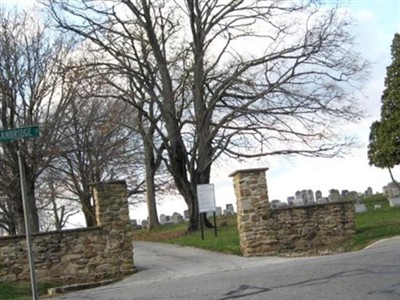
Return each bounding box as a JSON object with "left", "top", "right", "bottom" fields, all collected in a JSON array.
[{"left": 131, "top": 0, "right": 400, "bottom": 223}]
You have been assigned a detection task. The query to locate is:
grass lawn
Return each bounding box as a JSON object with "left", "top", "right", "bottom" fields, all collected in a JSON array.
[
  {"left": 344, "top": 194, "right": 400, "bottom": 250},
  {"left": 0, "top": 281, "right": 56, "bottom": 300},
  {"left": 132, "top": 215, "right": 241, "bottom": 255},
  {"left": 0, "top": 282, "right": 32, "bottom": 300},
  {"left": 133, "top": 194, "right": 400, "bottom": 255}
]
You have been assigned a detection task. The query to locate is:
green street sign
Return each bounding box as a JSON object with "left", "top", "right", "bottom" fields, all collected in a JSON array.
[{"left": 0, "top": 126, "right": 40, "bottom": 142}]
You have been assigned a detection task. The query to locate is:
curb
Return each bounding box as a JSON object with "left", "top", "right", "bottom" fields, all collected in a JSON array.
[{"left": 47, "top": 279, "right": 118, "bottom": 296}]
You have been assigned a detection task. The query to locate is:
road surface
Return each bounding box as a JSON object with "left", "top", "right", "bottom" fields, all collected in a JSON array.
[{"left": 53, "top": 237, "right": 400, "bottom": 299}]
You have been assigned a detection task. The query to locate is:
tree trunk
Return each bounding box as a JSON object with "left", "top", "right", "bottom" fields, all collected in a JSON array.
[
  {"left": 25, "top": 177, "right": 40, "bottom": 233},
  {"left": 7, "top": 221, "right": 16, "bottom": 236},
  {"left": 143, "top": 136, "right": 160, "bottom": 231},
  {"left": 15, "top": 201, "right": 25, "bottom": 235},
  {"left": 388, "top": 168, "right": 400, "bottom": 191},
  {"left": 49, "top": 182, "right": 62, "bottom": 231},
  {"left": 10, "top": 181, "right": 25, "bottom": 235},
  {"left": 18, "top": 163, "right": 40, "bottom": 233},
  {"left": 201, "top": 213, "right": 214, "bottom": 228},
  {"left": 53, "top": 201, "right": 62, "bottom": 231},
  {"left": 188, "top": 3, "right": 215, "bottom": 231},
  {"left": 141, "top": 1, "right": 213, "bottom": 232},
  {"left": 81, "top": 192, "right": 96, "bottom": 227},
  {"left": 187, "top": 187, "right": 199, "bottom": 233}
]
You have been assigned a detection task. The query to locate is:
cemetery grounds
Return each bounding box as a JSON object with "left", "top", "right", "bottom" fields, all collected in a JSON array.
[{"left": 2, "top": 194, "right": 400, "bottom": 300}]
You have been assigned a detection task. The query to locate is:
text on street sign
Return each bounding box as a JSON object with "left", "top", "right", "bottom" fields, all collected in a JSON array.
[{"left": 0, "top": 126, "right": 40, "bottom": 142}]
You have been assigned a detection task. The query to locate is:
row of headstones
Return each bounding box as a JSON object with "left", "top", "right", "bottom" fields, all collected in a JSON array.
[
  {"left": 284, "top": 188, "right": 372, "bottom": 207},
  {"left": 270, "top": 197, "right": 368, "bottom": 212},
  {"left": 130, "top": 203, "right": 236, "bottom": 228}
]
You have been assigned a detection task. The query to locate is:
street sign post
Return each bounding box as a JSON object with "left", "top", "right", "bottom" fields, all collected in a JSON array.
[{"left": 0, "top": 126, "right": 40, "bottom": 300}]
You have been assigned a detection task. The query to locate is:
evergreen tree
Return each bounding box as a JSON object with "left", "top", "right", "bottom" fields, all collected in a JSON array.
[{"left": 368, "top": 33, "right": 400, "bottom": 183}]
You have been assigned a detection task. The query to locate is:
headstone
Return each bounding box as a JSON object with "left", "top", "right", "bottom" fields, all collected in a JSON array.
[
  {"left": 383, "top": 182, "right": 400, "bottom": 207},
  {"left": 329, "top": 189, "right": 340, "bottom": 202},
  {"left": 374, "top": 204, "right": 382, "bottom": 210},
  {"left": 293, "top": 191, "right": 305, "bottom": 206},
  {"left": 159, "top": 214, "right": 168, "bottom": 225},
  {"left": 388, "top": 197, "right": 400, "bottom": 207},
  {"left": 341, "top": 190, "right": 349, "bottom": 198},
  {"left": 317, "top": 197, "right": 329, "bottom": 204},
  {"left": 276, "top": 202, "right": 288, "bottom": 209},
  {"left": 387, "top": 182, "right": 400, "bottom": 198},
  {"left": 348, "top": 191, "right": 359, "bottom": 202},
  {"left": 354, "top": 203, "right": 367, "bottom": 213},
  {"left": 141, "top": 219, "right": 148, "bottom": 228},
  {"left": 301, "top": 190, "right": 308, "bottom": 204},
  {"left": 183, "top": 210, "right": 190, "bottom": 219},
  {"left": 270, "top": 199, "right": 281, "bottom": 209},
  {"left": 315, "top": 190, "right": 322, "bottom": 201},
  {"left": 225, "top": 204, "right": 235, "bottom": 215},
  {"left": 365, "top": 187, "right": 373, "bottom": 197},
  {"left": 171, "top": 212, "right": 184, "bottom": 224},
  {"left": 383, "top": 185, "right": 390, "bottom": 197},
  {"left": 287, "top": 196, "right": 295, "bottom": 206},
  {"left": 206, "top": 207, "right": 222, "bottom": 217},
  {"left": 306, "top": 189, "right": 315, "bottom": 204},
  {"left": 216, "top": 206, "right": 222, "bottom": 216}
]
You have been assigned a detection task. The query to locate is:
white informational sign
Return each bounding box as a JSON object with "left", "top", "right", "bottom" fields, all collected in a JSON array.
[{"left": 197, "top": 184, "right": 216, "bottom": 213}]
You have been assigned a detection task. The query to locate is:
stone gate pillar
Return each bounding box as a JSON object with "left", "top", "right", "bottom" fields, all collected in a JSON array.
[
  {"left": 229, "top": 168, "right": 270, "bottom": 256},
  {"left": 92, "top": 180, "right": 135, "bottom": 276}
]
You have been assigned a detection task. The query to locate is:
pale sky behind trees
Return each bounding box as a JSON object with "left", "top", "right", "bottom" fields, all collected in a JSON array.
[{"left": 1, "top": 0, "right": 399, "bottom": 225}]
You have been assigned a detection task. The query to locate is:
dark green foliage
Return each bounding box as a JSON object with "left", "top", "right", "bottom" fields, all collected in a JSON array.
[{"left": 368, "top": 33, "right": 400, "bottom": 168}]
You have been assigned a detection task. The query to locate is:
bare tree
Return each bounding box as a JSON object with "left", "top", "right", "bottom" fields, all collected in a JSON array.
[
  {"left": 0, "top": 9, "right": 75, "bottom": 233},
  {"left": 0, "top": 193, "right": 18, "bottom": 235},
  {"left": 36, "top": 176, "right": 80, "bottom": 231},
  {"left": 46, "top": 0, "right": 368, "bottom": 231},
  {"left": 101, "top": 72, "right": 166, "bottom": 230},
  {"left": 50, "top": 29, "right": 169, "bottom": 230},
  {"left": 48, "top": 77, "right": 143, "bottom": 227}
]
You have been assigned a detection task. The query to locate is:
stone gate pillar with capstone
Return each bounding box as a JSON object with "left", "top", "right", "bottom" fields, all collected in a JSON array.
[
  {"left": 93, "top": 180, "right": 135, "bottom": 276},
  {"left": 230, "top": 168, "right": 356, "bottom": 257},
  {"left": 229, "top": 168, "right": 270, "bottom": 257}
]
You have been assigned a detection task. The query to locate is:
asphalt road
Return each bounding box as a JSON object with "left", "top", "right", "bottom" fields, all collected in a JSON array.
[{"left": 52, "top": 237, "right": 400, "bottom": 300}]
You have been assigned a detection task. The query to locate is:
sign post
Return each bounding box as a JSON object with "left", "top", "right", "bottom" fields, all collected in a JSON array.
[
  {"left": 18, "top": 150, "right": 39, "bottom": 300},
  {"left": 0, "top": 126, "right": 40, "bottom": 300},
  {"left": 197, "top": 184, "right": 218, "bottom": 240}
]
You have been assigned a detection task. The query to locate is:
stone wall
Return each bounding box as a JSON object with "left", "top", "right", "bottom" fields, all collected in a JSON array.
[
  {"left": 0, "top": 180, "right": 135, "bottom": 283},
  {"left": 230, "top": 168, "right": 355, "bottom": 257}
]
